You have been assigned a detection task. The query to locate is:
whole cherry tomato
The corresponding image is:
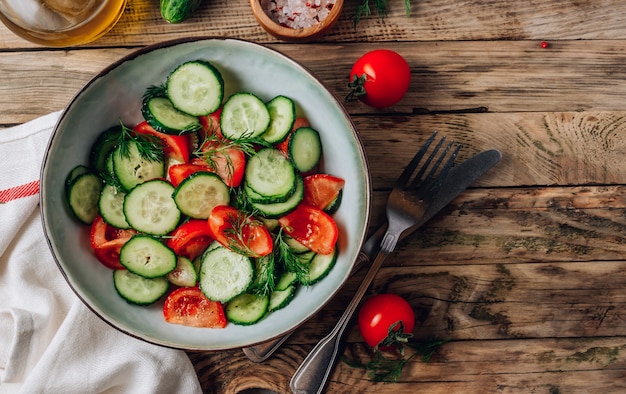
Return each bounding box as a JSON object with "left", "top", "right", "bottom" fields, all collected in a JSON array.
[
  {"left": 347, "top": 49, "right": 411, "bottom": 108},
  {"left": 358, "top": 293, "right": 415, "bottom": 348}
]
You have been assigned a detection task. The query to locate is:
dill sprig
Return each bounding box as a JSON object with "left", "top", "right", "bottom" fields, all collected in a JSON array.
[
  {"left": 222, "top": 210, "right": 268, "bottom": 258},
  {"left": 251, "top": 254, "right": 276, "bottom": 296},
  {"left": 342, "top": 322, "right": 450, "bottom": 383},
  {"left": 143, "top": 84, "right": 167, "bottom": 100},
  {"left": 275, "top": 230, "right": 309, "bottom": 281},
  {"left": 116, "top": 123, "right": 164, "bottom": 162},
  {"left": 353, "top": 0, "right": 411, "bottom": 29}
]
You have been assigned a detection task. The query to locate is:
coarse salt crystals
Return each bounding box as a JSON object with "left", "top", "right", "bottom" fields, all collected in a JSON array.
[{"left": 263, "top": 0, "right": 336, "bottom": 29}]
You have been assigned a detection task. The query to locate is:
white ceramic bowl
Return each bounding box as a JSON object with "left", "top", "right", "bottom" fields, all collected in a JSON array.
[{"left": 40, "top": 37, "right": 371, "bottom": 351}]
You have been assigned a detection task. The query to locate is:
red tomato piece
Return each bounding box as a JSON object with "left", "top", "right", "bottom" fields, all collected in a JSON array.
[
  {"left": 89, "top": 215, "right": 135, "bottom": 269},
  {"left": 133, "top": 121, "right": 191, "bottom": 163},
  {"left": 348, "top": 49, "right": 411, "bottom": 108},
  {"left": 278, "top": 204, "right": 338, "bottom": 255},
  {"left": 358, "top": 293, "right": 416, "bottom": 348},
  {"left": 199, "top": 139, "right": 246, "bottom": 187},
  {"left": 302, "top": 174, "right": 345, "bottom": 211},
  {"left": 168, "top": 162, "right": 210, "bottom": 187},
  {"left": 198, "top": 107, "right": 223, "bottom": 140},
  {"left": 207, "top": 205, "right": 273, "bottom": 257},
  {"left": 163, "top": 287, "right": 227, "bottom": 328},
  {"left": 167, "top": 220, "right": 214, "bottom": 260}
]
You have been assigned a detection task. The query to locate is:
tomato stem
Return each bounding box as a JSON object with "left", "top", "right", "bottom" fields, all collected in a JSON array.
[{"left": 345, "top": 74, "right": 368, "bottom": 103}]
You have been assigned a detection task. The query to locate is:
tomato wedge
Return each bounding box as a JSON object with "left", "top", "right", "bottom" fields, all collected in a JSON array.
[
  {"left": 89, "top": 215, "right": 135, "bottom": 269},
  {"left": 133, "top": 121, "right": 191, "bottom": 163},
  {"left": 303, "top": 174, "right": 345, "bottom": 211},
  {"left": 163, "top": 287, "right": 227, "bottom": 328},
  {"left": 278, "top": 204, "right": 338, "bottom": 255},
  {"left": 166, "top": 220, "right": 214, "bottom": 260},
  {"left": 207, "top": 205, "right": 273, "bottom": 257},
  {"left": 198, "top": 139, "right": 246, "bottom": 187},
  {"left": 199, "top": 107, "right": 223, "bottom": 140},
  {"left": 168, "top": 162, "right": 210, "bottom": 187}
]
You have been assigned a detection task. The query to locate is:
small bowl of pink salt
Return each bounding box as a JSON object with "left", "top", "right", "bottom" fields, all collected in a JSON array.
[{"left": 250, "top": 0, "right": 343, "bottom": 42}]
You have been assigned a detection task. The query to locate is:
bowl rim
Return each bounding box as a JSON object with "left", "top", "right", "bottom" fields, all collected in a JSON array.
[{"left": 40, "top": 36, "right": 372, "bottom": 351}]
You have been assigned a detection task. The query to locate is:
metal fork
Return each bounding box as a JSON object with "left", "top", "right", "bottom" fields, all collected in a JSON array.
[{"left": 289, "top": 132, "right": 460, "bottom": 394}]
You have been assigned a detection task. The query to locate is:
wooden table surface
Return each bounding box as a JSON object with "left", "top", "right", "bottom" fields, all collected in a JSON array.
[{"left": 3, "top": 0, "right": 626, "bottom": 392}]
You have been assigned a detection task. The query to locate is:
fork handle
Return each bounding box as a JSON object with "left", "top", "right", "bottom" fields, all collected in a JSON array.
[{"left": 290, "top": 239, "right": 395, "bottom": 394}]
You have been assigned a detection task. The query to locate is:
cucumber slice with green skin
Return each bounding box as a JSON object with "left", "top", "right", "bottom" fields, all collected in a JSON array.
[
  {"left": 172, "top": 171, "right": 230, "bottom": 219},
  {"left": 199, "top": 245, "right": 254, "bottom": 303},
  {"left": 324, "top": 189, "right": 343, "bottom": 215},
  {"left": 268, "top": 285, "right": 296, "bottom": 312},
  {"left": 90, "top": 125, "right": 122, "bottom": 178},
  {"left": 65, "top": 164, "right": 91, "bottom": 195},
  {"left": 66, "top": 171, "right": 103, "bottom": 225},
  {"left": 142, "top": 96, "right": 201, "bottom": 134},
  {"left": 112, "top": 140, "right": 165, "bottom": 191},
  {"left": 284, "top": 236, "right": 310, "bottom": 255},
  {"left": 99, "top": 184, "right": 130, "bottom": 229},
  {"left": 226, "top": 292, "right": 269, "bottom": 325},
  {"left": 299, "top": 247, "right": 338, "bottom": 285},
  {"left": 113, "top": 269, "right": 170, "bottom": 306},
  {"left": 288, "top": 126, "right": 322, "bottom": 173},
  {"left": 262, "top": 95, "right": 296, "bottom": 143},
  {"left": 220, "top": 92, "right": 271, "bottom": 139},
  {"left": 166, "top": 256, "right": 198, "bottom": 287},
  {"left": 123, "top": 180, "right": 181, "bottom": 235},
  {"left": 275, "top": 271, "right": 297, "bottom": 291},
  {"left": 166, "top": 60, "right": 224, "bottom": 116},
  {"left": 244, "top": 148, "right": 296, "bottom": 203},
  {"left": 249, "top": 175, "right": 303, "bottom": 219},
  {"left": 120, "top": 235, "right": 177, "bottom": 278}
]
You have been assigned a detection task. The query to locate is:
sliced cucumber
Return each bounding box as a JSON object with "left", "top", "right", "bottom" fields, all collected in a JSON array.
[
  {"left": 199, "top": 245, "right": 254, "bottom": 303},
  {"left": 112, "top": 140, "right": 165, "bottom": 191},
  {"left": 113, "top": 269, "right": 169, "bottom": 306},
  {"left": 288, "top": 126, "right": 322, "bottom": 173},
  {"left": 268, "top": 285, "right": 296, "bottom": 312},
  {"left": 262, "top": 95, "right": 295, "bottom": 143},
  {"left": 324, "top": 189, "right": 343, "bottom": 214},
  {"left": 123, "top": 180, "right": 181, "bottom": 235},
  {"left": 275, "top": 271, "right": 297, "bottom": 291},
  {"left": 98, "top": 184, "right": 130, "bottom": 229},
  {"left": 166, "top": 60, "right": 224, "bottom": 116},
  {"left": 249, "top": 175, "right": 303, "bottom": 218},
  {"left": 173, "top": 171, "right": 230, "bottom": 219},
  {"left": 225, "top": 292, "right": 269, "bottom": 325},
  {"left": 284, "top": 236, "right": 310, "bottom": 255},
  {"left": 65, "top": 164, "right": 91, "bottom": 195},
  {"left": 120, "top": 235, "right": 177, "bottom": 278},
  {"left": 90, "top": 125, "right": 122, "bottom": 178},
  {"left": 220, "top": 92, "right": 270, "bottom": 139},
  {"left": 66, "top": 171, "right": 103, "bottom": 225},
  {"left": 244, "top": 148, "right": 296, "bottom": 203},
  {"left": 166, "top": 256, "right": 198, "bottom": 287},
  {"left": 142, "top": 95, "right": 200, "bottom": 134},
  {"left": 299, "top": 247, "right": 338, "bottom": 285}
]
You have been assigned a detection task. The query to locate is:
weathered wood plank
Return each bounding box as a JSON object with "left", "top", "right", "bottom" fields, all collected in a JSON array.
[
  {"left": 3, "top": 40, "right": 626, "bottom": 123},
  {"left": 187, "top": 337, "right": 626, "bottom": 393},
  {"left": 3, "top": 0, "right": 626, "bottom": 49}
]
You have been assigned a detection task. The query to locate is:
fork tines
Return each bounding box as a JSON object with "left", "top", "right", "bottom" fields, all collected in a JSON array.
[{"left": 407, "top": 131, "right": 461, "bottom": 192}]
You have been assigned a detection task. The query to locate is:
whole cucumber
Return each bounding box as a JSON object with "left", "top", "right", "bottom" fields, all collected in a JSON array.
[{"left": 160, "top": 0, "right": 203, "bottom": 24}]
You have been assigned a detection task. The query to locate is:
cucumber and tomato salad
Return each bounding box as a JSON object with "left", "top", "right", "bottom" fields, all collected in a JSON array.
[{"left": 64, "top": 59, "right": 347, "bottom": 329}]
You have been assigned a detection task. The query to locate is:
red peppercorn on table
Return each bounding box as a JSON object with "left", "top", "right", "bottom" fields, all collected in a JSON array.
[{"left": 3, "top": 0, "right": 626, "bottom": 392}]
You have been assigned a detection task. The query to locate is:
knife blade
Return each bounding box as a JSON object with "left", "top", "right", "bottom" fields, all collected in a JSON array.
[{"left": 242, "top": 148, "right": 502, "bottom": 363}]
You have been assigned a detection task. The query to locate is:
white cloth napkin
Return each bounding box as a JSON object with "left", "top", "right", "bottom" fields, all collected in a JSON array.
[{"left": 0, "top": 112, "right": 202, "bottom": 394}]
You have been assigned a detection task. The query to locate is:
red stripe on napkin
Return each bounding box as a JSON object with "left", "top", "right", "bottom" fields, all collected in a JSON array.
[{"left": 0, "top": 180, "right": 40, "bottom": 203}]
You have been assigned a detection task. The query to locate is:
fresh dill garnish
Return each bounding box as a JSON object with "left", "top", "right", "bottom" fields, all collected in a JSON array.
[
  {"left": 353, "top": 0, "right": 411, "bottom": 29},
  {"left": 251, "top": 254, "right": 276, "bottom": 296},
  {"left": 275, "top": 230, "right": 309, "bottom": 281},
  {"left": 194, "top": 132, "right": 271, "bottom": 180},
  {"left": 143, "top": 84, "right": 167, "bottom": 100},
  {"left": 222, "top": 210, "right": 269, "bottom": 258},
  {"left": 116, "top": 122, "right": 164, "bottom": 163},
  {"left": 342, "top": 322, "right": 450, "bottom": 383}
]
